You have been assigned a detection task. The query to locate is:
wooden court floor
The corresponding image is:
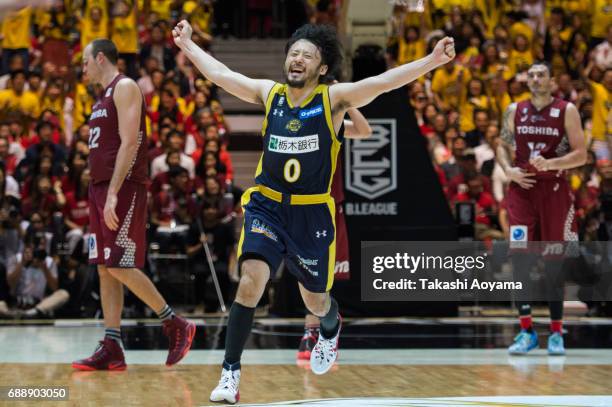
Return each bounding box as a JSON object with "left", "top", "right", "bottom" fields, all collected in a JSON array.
[{"left": 1, "top": 363, "right": 611, "bottom": 406}]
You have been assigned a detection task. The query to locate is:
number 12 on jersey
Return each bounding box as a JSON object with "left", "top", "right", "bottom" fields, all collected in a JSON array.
[{"left": 527, "top": 142, "right": 546, "bottom": 159}]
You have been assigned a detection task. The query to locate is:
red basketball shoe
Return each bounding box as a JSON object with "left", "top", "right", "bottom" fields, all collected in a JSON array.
[
  {"left": 297, "top": 327, "right": 319, "bottom": 361},
  {"left": 163, "top": 315, "right": 196, "bottom": 366},
  {"left": 72, "top": 338, "right": 127, "bottom": 371}
]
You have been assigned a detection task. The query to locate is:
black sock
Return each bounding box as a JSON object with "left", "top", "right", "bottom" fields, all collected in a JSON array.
[
  {"left": 319, "top": 297, "right": 339, "bottom": 339},
  {"left": 224, "top": 302, "right": 255, "bottom": 367},
  {"left": 549, "top": 301, "right": 563, "bottom": 321}
]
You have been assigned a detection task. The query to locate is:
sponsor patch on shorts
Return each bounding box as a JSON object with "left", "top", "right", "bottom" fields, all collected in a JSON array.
[
  {"left": 88, "top": 234, "right": 98, "bottom": 259},
  {"left": 251, "top": 218, "right": 278, "bottom": 241},
  {"left": 510, "top": 225, "right": 528, "bottom": 248}
]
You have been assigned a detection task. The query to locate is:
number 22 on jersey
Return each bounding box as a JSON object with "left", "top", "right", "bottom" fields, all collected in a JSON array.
[{"left": 89, "top": 126, "right": 101, "bottom": 149}]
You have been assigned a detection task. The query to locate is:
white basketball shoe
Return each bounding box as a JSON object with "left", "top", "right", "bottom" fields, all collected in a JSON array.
[
  {"left": 210, "top": 366, "right": 240, "bottom": 404},
  {"left": 310, "top": 315, "right": 342, "bottom": 375}
]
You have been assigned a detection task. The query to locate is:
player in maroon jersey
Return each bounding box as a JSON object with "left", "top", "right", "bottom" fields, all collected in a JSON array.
[
  {"left": 72, "top": 39, "right": 196, "bottom": 371},
  {"left": 497, "top": 62, "right": 586, "bottom": 355},
  {"left": 297, "top": 105, "right": 371, "bottom": 362}
]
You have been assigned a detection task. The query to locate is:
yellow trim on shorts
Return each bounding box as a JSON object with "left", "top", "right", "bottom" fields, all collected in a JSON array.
[
  {"left": 326, "top": 198, "right": 337, "bottom": 292},
  {"left": 236, "top": 187, "right": 255, "bottom": 259},
  {"left": 253, "top": 184, "right": 331, "bottom": 205}
]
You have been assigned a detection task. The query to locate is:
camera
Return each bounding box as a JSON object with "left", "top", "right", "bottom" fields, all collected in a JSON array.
[{"left": 34, "top": 248, "right": 47, "bottom": 261}]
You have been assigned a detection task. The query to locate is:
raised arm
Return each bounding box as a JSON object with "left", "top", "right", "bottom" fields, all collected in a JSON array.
[
  {"left": 343, "top": 107, "right": 372, "bottom": 139},
  {"left": 330, "top": 37, "right": 455, "bottom": 111},
  {"left": 172, "top": 20, "right": 274, "bottom": 105},
  {"left": 496, "top": 103, "right": 536, "bottom": 189}
]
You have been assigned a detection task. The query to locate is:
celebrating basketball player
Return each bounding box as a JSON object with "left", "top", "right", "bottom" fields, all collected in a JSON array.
[
  {"left": 173, "top": 19, "right": 454, "bottom": 404},
  {"left": 497, "top": 62, "right": 586, "bottom": 356},
  {"left": 72, "top": 40, "right": 196, "bottom": 371}
]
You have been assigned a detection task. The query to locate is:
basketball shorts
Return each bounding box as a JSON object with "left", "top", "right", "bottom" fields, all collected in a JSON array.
[
  {"left": 237, "top": 186, "right": 336, "bottom": 293},
  {"left": 88, "top": 180, "right": 148, "bottom": 269},
  {"left": 506, "top": 178, "right": 577, "bottom": 243}
]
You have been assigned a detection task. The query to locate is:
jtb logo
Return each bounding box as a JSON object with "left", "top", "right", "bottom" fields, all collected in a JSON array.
[{"left": 345, "top": 119, "right": 397, "bottom": 199}]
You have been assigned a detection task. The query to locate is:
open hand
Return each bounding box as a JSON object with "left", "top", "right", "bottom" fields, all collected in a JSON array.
[
  {"left": 103, "top": 193, "right": 119, "bottom": 231},
  {"left": 507, "top": 167, "right": 536, "bottom": 189}
]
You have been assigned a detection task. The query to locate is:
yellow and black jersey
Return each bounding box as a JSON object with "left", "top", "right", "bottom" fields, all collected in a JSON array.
[{"left": 255, "top": 83, "right": 342, "bottom": 195}]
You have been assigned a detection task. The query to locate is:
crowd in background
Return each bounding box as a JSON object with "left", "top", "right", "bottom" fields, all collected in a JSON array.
[
  {"left": 386, "top": 0, "right": 611, "bottom": 242},
  {"left": 0, "top": 0, "right": 610, "bottom": 318},
  {"left": 0, "top": 0, "right": 243, "bottom": 319}
]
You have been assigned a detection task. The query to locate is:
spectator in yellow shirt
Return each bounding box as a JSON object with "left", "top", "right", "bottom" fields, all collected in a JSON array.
[
  {"left": 398, "top": 25, "right": 426, "bottom": 65},
  {"left": 431, "top": 60, "right": 471, "bottom": 112},
  {"left": 590, "top": 0, "right": 612, "bottom": 47},
  {"left": 39, "top": 79, "right": 65, "bottom": 131},
  {"left": 508, "top": 34, "right": 533, "bottom": 76},
  {"left": 480, "top": 42, "right": 512, "bottom": 82},
  {"left": 0, "top": 70, "right": 40, "bottom": 119},
  {"left": 1, "top": 6, "right": 32, "bottom": 75},
  {"left": 589, "top": 69, "right": 612, "bottom": 143},
  {"left": 111, "top": 0, "right": 139, "bottom": 79},
  {"left": 35, "top": 1, "right": 72, "bottom": 72},
  {"left": 459, "top": 78, "right": 489, "bottom": 133},
  {"left": 79, "top": 2, "right": 109, "bottom": 53}
]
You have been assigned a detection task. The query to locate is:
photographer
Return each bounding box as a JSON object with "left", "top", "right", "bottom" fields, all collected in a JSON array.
[
  {"left": 5, "top": 241, "right": 69, "bottom": 318},
  {"left": 186, "top": 197, "right": 237, "bottom": 312},
  {"left": 151, "top": 165, "right": 197, "bottom": 253}
]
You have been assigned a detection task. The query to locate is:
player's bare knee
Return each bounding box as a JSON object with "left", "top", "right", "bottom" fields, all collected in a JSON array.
[{"left": 105, "top": 267, "right": 124, "bottom": 281}]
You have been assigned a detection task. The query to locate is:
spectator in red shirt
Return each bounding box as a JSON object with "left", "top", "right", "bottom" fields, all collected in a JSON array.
[
  {"left": 453, "top": 173, "right": 503, "bottom": 240},
  {"left": 63, "top": 168, "right": 90, "bottom": 255},
  {"left": 151, "top": 166, "right": 197, "bottom": 229},
  {"left": 21, "top": 175, "right": 65, "bottom": 224},
  {"left": 60, "top": 151, "right": 87, "bottom": 196},
  {"left": 0, "top": 137, "right": 17, "bottom": 176}
]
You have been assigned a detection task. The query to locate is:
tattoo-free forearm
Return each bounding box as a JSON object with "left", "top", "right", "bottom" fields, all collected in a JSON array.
[
  {"left": 377, "top": 54, "right": 439, "bottom": 93},
  {"left": 546, "top": 149, "right": 587, "bottom": 170},
  {"left": 108, "top": 142, "right": 138, "bottom": 196},
  {"left": 178, "top": 39, "right": 229, "bottom": 83}
]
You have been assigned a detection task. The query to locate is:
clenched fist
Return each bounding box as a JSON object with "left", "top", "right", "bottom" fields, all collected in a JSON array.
[
  {"left": 431, "top": 37, "right": 455, "bottom": 66},
  {"left": 172, "top": 20, "right": 193, "bottom": 49}
]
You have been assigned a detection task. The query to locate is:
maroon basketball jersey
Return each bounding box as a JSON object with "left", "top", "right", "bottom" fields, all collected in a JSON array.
[
  {"left": 330, "top": 150, "right": 344, "bottom": 203},
  {"left": 513, "top": 98, "right": 570, "bottom": 179},
  {"left": 88, "top": 74, "right": 148, "bottom": 185}
]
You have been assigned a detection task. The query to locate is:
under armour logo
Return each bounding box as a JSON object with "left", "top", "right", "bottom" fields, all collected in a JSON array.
[
  {"left": 316, "top": 230, "right": 327, "bottom": 238},
  {"left": 273, "top": 108, "right": 284, "bottom": 117}
]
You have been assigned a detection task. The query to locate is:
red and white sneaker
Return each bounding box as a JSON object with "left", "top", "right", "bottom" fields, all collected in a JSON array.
[
  {"left": 210, "top": 367, "right": 240, "bottom": 404},
  {"left": 297, "top": 327, "right": 319, "bottom": 361},
  {"left": 72, "top": 338, "right": 127, "bottom": 371},
  {"left": 310, "top": 315, "right": 341, "bottom": 375},
  {"left": 163, "top": 315, "right": 196, "bottom": 366}
]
